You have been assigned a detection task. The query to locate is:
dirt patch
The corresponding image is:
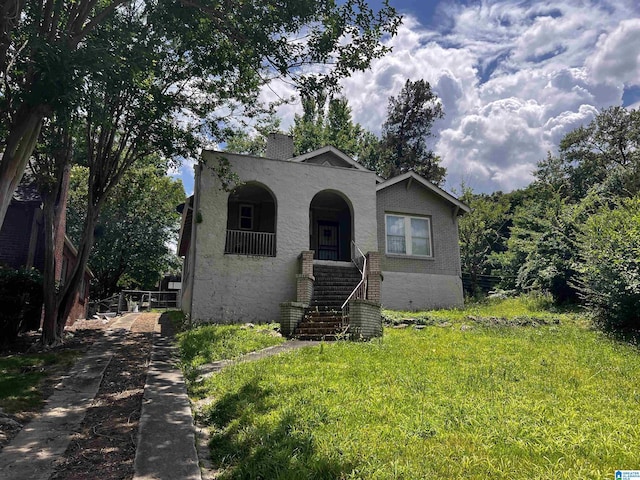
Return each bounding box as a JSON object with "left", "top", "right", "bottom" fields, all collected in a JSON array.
[{"left": 50, "top": 313, "right": 158, "bottom": 480}]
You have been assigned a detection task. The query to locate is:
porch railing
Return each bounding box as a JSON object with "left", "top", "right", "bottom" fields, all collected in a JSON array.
[
  {"left": 225, "top": 230, "right": 276, "bottom": 257},
  {"left": 341, "top": 241, "right": 367, "bottom": 317}
]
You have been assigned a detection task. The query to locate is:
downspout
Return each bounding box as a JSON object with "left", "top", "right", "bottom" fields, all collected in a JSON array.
[{"left": 188, "top": 163, "right": 202, "bottom": 318}]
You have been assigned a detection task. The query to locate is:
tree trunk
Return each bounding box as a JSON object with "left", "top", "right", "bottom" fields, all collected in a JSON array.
[
  {"left": 0, "top": 105, "right": 47, "bottom": 228},
  {"left": 46, "top": 209, "right": 98, "bottom": 344},
  {"left": 40, "top": 194, "right": 61, "bottom": 345}
]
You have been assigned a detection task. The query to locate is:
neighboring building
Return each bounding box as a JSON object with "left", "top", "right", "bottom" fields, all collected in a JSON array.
[
  {"left": 0, "top": 167, "right": 92, "bottom": 326},
  {"left": 177, "top": 134, "right": 469, "bottom": 338}
]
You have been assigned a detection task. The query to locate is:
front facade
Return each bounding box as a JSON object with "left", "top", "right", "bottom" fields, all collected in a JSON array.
[{"left": 178, "top": 135, "right": 468, "bottom": 329}]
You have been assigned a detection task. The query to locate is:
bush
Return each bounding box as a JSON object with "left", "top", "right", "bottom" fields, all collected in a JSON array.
[
  {"left": 0, "top": 267, "right": 43, "bottom": 344},
  {"left": 576, "top": 196, "right": 640, "bottom": 330}
]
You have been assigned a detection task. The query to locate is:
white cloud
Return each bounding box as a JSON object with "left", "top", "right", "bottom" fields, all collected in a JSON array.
[
  {"left": 266, "top": 0, "right": 640, "bottom": 193},
  {"left": 588, "top": 18, "right": 640, "bottom": 85}
]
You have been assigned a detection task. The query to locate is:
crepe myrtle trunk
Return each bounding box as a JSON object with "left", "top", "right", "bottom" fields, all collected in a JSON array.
[
  {"left": 39, "top": 158, "right": 71, "bottom": 346},
  {"left": 41, "top": 206, "right": 98, "bottom": 345},
  {"left": 40, "top": 191, "right": 61, "bottom": 345},
  {"left": 0, "top": 105, "right": 47, "bottom": 228}
]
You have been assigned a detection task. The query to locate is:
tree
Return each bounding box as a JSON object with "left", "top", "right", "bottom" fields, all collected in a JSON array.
[
  {"left": 225, "top": 114, "right": 282, "bottom": 156},
  {"left": 542, "top": 106, "right": 640, "bottom": 201},
  {"left": 29, "top": 113, "right": 74, "bottom": 346},
  {"left": 290, "top": 95, "right": 364, "bottom": 157},
  {"left": 0, "top": 0, "right": 127, "bottom": 226},
  {"left": 67, "top": 164, "right": 184, "bottom": 299},
  {"left": 458, "top": 189, "right": 510, "bottom": 294},
  {"left": 575, "top": 196, "right": 640, "bottom": 329},
  {"left": 291, "top": 94, "right": 327, "bottom": 155},
  {"left": 377, "top": 79, "right": 445, "bottom": 184},
  {"left": 8, "top": 0, "right": 401, "bottom": 345},
  {"left": 0, "top": 0, "right": 401, "bottom": 229},
  {"left": 324, "top": 97, "right": 364, "bottom": 157}
]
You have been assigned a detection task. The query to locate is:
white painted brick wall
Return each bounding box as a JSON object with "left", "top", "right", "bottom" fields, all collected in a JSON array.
[{"left": 190, "top": 151, "right": 378, "bottom": 323}]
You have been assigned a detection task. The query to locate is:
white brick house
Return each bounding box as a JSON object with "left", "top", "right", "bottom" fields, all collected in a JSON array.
[{"left": 177, "top": 134, "right": 469, "bottom": 336}]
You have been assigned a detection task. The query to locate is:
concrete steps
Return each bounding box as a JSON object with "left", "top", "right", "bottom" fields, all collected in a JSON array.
[{"left": 294, "top": 263, "right": 361, "bottom": 340}]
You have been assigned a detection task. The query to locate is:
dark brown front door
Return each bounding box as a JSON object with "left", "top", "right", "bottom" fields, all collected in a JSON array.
[{"left": 317, "top": 221, "right": 339, "bottom": 260}]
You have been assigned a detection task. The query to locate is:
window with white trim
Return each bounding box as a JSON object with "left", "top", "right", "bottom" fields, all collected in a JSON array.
[
  {"left": 238, "top": 204, "right": 254, "bottom": 230},
  {"left": 385, "top": 214, "right": 432, "bottom": 257}
]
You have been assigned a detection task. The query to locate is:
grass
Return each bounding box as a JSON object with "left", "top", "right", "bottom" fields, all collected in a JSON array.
[
  {"left": 383, "top": 293, "right": 580, "bottom": 324},
  {"left": 182, "top": 296, "right": 640, "bottom": 479},
  {"left": 177, "top": 323, "right": 285, "bottom": 381},
  {"left": 0, "top": 350, "right": 79, "bottom": 414}
]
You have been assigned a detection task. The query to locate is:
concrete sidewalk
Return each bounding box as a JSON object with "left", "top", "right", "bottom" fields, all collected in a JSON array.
[
  {"left": 133, "top": 320, "right": 201, "bottom": 480},
  {"left": 0, "top": 314, "right": 139, "bottom": 480}
]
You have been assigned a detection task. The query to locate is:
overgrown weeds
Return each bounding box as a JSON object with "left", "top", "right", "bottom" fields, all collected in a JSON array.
[{"left": 184, "top": 296, "right": 640, "bottom": 479}]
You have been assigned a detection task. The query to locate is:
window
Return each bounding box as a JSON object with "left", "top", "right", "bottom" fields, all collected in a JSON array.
[
  {"left": 239, "top": 204, "right": 254, "bottom": 230},
  {"left": 385, "top": 214, "right": 432, "bottom": 257}
]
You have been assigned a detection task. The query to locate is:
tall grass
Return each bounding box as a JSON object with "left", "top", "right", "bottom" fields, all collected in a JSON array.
[{"left": 187, "top": 298, "right": 639, "bottom": 479}]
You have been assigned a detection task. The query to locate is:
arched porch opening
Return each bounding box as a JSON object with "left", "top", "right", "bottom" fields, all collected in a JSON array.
[
  {"left": 309, "top": 190, "right": 353, "bottom": 261},
  {"left": 225, "top": 182, "right": 277, "bottom": 256}
]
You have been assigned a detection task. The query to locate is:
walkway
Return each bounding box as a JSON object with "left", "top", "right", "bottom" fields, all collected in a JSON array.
[
  {"left": 0, "top": 317, "right": 319, "bottom": 480},
  {"left": 133, "top": 316, "right": 200, "bottom": 480},
  {"left": 0, "top": 314, "right": 139, "bottom": 480},
  {"left": 196, "top": 339, "right": 320, "bottom": 381}
]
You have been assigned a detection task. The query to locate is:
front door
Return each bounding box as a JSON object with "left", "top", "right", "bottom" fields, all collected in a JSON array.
[{"left": 317, "top": 221, "right": 339, "bottom": 260}]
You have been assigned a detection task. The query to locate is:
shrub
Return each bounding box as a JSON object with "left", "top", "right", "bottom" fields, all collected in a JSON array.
[
  {"left": 0, "top": 267, "right": 43, "bottom": 344},
  {"left": 575, "top": 196, "right": 640, "bottom": 330}
]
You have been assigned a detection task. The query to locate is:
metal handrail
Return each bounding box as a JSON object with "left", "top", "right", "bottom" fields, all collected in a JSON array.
[{"left": 341, "top": 241, "right": 368, "bottom": 315}]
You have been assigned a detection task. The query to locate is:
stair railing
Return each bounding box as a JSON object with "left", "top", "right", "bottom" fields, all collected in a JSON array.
[{"left": 341, "top": 241, "right": 368, "bottom": 318}]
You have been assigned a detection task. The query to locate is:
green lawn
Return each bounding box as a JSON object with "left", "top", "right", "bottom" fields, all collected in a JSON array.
[
  {"left": 183, "top": 298, "right": 640, "bottom": 479},
  {"left": 177, "top": 323, "right": 285, "bottom": 381}
]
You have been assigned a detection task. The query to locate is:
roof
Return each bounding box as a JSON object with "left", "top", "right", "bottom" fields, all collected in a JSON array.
[
  {"left": 376, "top": 171, "right": 471, "bottom": 214},
  {"left": 12, "top": 171, "right": 42, "bottom": 203},
  {"left": 289, "top": 146, "right": 371, "bottom": 172}
]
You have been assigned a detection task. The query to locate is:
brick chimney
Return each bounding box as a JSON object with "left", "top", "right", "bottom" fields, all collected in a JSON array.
[{"left": 265, "top": 133, "right": 294, "bottom": 160}]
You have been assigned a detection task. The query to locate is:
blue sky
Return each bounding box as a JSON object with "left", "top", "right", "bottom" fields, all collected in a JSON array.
[{"left": 175, "top": 0, "right": 640, "bottom": 195}]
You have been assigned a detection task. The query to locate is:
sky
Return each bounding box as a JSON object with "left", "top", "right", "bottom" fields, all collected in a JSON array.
[{"left": 175, "top": 0, "right": 640, "bottom": 195}]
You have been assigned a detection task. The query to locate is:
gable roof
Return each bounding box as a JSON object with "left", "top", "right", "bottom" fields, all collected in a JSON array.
[
  {"left": 289, "top": 146, "right": 371, "bottom": 172},
  {"left": 376, "top": 171, "right": 471, "bottom": 214}
]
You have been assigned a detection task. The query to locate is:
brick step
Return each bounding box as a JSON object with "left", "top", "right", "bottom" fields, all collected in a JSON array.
[
  {"left": 302, "top": 312, "right": 343, "bottom": 319},
  {"left": 314, "top": 269, "right": 361, "bottom": 276},
  {"left": 314, "top": 282, "right": 360, "bottom": 288},
  {"left": 312, "top": 285, "right": 359, "bottom": 291},
  {"left": 312, "top": 295, "right": 351, "bottom": 302},
  {"left": 313, "top": 265, "right": 359, "bottom": 272},
  {"left": 295, "top": 327, "right": 345, "bottom": 336},
  {"left": 300, "top": 319, "right": 343, "bottom": 327},
  {"left": 309, "top": 303, "right": 344, "bottom": 310},
  {"left": 304, "top": 310, "right": 342, "bottom": 317},
  {"left": 295, "top": 333, "right": 346, "bottom": 341}
]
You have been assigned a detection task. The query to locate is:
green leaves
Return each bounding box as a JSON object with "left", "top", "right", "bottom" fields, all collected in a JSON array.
[
  {"left": 575, "top": 196, "right": 640, "bottom": 329},
  {"left": 290, "top": 94, "right": 365, "bottom": 157},
  {"left": 377, "top": 79, "right": 446, "bottom": 184},
  {"left": 67, "top": 162, "right": 185, "bottom": 298}
]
